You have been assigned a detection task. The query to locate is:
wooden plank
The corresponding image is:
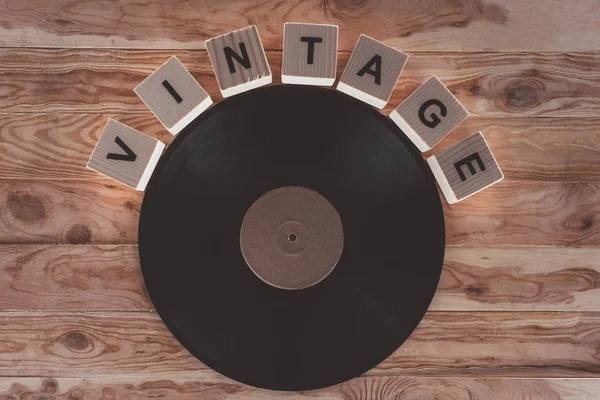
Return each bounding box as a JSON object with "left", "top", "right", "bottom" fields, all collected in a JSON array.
[
  {"left": 0, "top": 376, "right": 599, "bottom": 400},
  {"left": 433, "top": 247, "right": 600, "bottom": 312},
  {"left": 1, "top": 311, "right": 600, "bottom": 377},
  {"left": 0, "top": 245, "right": 150, "bottom": 311},
  {"left": 2, "top": 114, "right": 599, "bottom": 182},
  {"left": 0, "top": 49, "right": 598, "bottom": 117},
  {"left": 0, "top": 0, "right": 599, "bottom": 51},
  {"left": 1, "top": 179, "right": 599, "bottom": 246},
  {"left": 2, "top": 245, "right": 600, "bottom": 312},
  {"left": 0, "top": 179, "right": 141, "bottom": 245}
]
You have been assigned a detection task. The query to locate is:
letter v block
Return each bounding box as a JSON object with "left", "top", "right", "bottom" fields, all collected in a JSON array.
[
  {"left": 206, "top": 25, "right": 272, "bottom": 97},
  {"left": 337, "top": 34, "right": 408, "bottom": 109},
  {"left": 134, "top": 56, "right": 212, "bottom": 135},
  {"left": 87, "top": 119, "right": 165, "bottom": 191},
  {"left": 390, "top": 76, "right": 469, "bottom": 152},
  {"left": 427, "top": 132, "right": 503, "bottom": 204},
  {"left": 282, "top": 23, "right": 338, "bottom": 86}
]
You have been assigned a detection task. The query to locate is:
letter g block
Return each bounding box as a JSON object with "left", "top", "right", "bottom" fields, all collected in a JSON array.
[{"left": 390, "top": 76, "right": 469, "bottom": 152}]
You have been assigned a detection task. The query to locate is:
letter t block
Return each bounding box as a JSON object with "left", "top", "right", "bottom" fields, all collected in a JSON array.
[
  {"left": 282, "top": 23, "right": 338, "bottom": 86},
  {"left": 427, "top": 132, "right": 503, "bottom": 204}
]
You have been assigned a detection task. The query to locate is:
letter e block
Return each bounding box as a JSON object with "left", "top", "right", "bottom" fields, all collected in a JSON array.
[
  {"left": 87, "top": 119, "right": 165, "bottom": 191},
  {"left": 337, "top": 34, "right": 408, "bottom": 109},
  {"left": 206, "top": 25, "right": 272, "bottom": 97},
  {"left": 390, "top": 76, "right": 469, "bottom": 152},
  {"left": 427, "top": 132, "right": 503, "bottom": 204},
  {"left": 282, "top": 23, "right": 338, "bottom": 86},
  {"left": 134, "top": 56, "right": 213, "bottom": 135}
]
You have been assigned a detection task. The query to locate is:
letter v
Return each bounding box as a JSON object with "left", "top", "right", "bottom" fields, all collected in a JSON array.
[{"left": 107, "top": 136, "right": 137, "bottom": 162}]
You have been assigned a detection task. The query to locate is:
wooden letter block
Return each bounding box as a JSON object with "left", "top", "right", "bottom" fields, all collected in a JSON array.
[
  {"left": 336, "top": 34, "right": 408, "bottom": 109},
  {"left": 427, "top": 132, "right": 503, "bottom": 204},
  {"left": 134, "top": 56, "right": 212, "bottom": 135},
  {"left": 281, "top": 22, "right": 338, "bottom": 86},
  {"left": 86, "top": 119, "right": 165, "bottom": 191},
  {"left": 206, "top": 25, "right": 272, "bottom": 97},
  {"left": 390, "top": 76, "right": 469, "bottom": 152}
]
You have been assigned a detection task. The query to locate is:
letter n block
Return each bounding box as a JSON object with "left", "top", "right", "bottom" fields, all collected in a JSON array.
[
  {"left": 87, "top": 119, "right": 165, "bottom": 191},
  {"left": 282, "top": 22, "right": 338, "bottom": 86},
  {"left": 390, "top": 76, "right": 469, "bottom": 152},
  {"left": 427, "top": 132, "right": 503, "bottom": 204},
  {"left": 206, "top": 25, "right": 272, "bottom": 97},
  {"left": 337, "top": 34, "right": 408, "bottom": 109},
  {"left": 134, "top": 56, "right": 213, "bottom": 135}
]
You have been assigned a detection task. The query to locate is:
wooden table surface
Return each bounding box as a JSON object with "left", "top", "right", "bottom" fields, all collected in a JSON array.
[{"left": 1, "top": 1, "right": 599, "bottom": 398}]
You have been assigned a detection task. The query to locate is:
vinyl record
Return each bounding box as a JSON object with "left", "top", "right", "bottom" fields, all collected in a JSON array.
[{"left": 139, "top": 85, "right": 445, "bottom": 391}]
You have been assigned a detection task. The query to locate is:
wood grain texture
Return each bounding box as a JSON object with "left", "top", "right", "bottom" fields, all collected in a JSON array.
[
  {"left": 1, "top": 376, "right": 599, "bottom": 400},
  {"left": 2, "top": 114, "right": 599, "bottom": 182},
  {"left": 1, "top": 311, "right": 600, "bottom": 377},
  {"left": 1, "top": 0, "right": 599, "bottom": 51},
  {"left": 0, "top": 49, "right": 598, "bottom": 117},
  {"left": 2, "top": 245, "right": 600, "bottom": 312},
  {"left": 0, "top": 179, "right": 141, "bottom": 245},
  {"left": 433, "top": 247, "right": 600, "bottom": 312},
  {"left": 0, "top": 245, "right": 150, "bottom": 311},
  {"left": 1, "top": 179, "right": 598, "bottom": 246}
]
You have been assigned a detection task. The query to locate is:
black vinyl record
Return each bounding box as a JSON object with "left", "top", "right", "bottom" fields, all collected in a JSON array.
[{"left": 139, "top": 85, "right": 445, "bottom": 391}]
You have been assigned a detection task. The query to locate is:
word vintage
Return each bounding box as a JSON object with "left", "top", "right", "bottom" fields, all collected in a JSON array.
[{"left": 87, "top": 23, "right": 502, "bottom": 202}]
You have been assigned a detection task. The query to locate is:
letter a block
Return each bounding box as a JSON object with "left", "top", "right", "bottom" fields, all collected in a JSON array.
[
  {"left": 427, "top": 132, "right": 503, "bottom": 204},
  {"left": 134, "top": 56, "right": 213, "bottom": 135},
  {"left": 206, "top": 25, "right": 272, "bottom": 97},
  {"left": 282, "top": 23, "right": 338, "bottom": 86},
  {"left": 337, "top": 34, "right": 408, "bottom": 109},
  {"left": 390, "top": 76, "right": 469, "bottom": 152},
  {"left": 87, "top": 119, "right": 165, "bottom": 191}
]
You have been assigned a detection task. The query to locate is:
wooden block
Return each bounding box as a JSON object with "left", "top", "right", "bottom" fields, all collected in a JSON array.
[
  {"left": 86, "top": 119, "right": 165, "bottom": 191},
  {"left": 427, "top": 132, "right": 503, "bottom": 204},
  {"left": 134, "top": 56, "right": 212, "bottom": 135},
  {"left": 336, "top": 34, "right": 408, "bottom": 109},
  {"left": 281, "top": 23, "right": 338, "bottom": 86},
  {"left": 390, "top": 76, "right": 469, "bottom": 152},
  {"left": 205, "top": 25, "right": 272, "bottom": 97}
]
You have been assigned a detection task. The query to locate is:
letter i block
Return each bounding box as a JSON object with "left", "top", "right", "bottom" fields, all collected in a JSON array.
[
  {"left": 337, "top": 34, "right": 408, "bottom": 109},
  {"left": 87, "top": 119, "right": 165, "bottom": 191},
  {"left": 427, "top": 132, "right": 503, "bottom": 204},
  {"left": 282, "top": 23, "right": 338, "bottom": 86},
  {"left": 390, "top": 76, "right": 469, "bottom": 152},
  {"left": 206, "top": 25, "right": 272, "bottom": 97},
  {"left": 134, "top": 56, "right": 213, "bottom": 135}
]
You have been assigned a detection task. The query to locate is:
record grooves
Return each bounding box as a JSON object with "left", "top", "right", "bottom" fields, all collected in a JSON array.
[{"left": 139, "top": 85, "right": 445, "bottom": 391}]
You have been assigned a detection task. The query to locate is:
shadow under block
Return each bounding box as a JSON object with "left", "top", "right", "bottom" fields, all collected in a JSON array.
[
  {"left": 134, "top": 56, "right": 212, "bottom": 135},
  {"left": 336, "top": 34, "right": 408, "bottom": 109},
  {"left": 390, "top": 76, "right": 469, "bottom": 152},
  {"left": 86, "top": 119, "right": 165, "bottom": 191},
  {"left": 427, "top": 132, "right": 503, "bottom": 204},
  {"left": 281, "top": 23, "right": 338, "bottom": 86},
  {"left": 206, "top": 25, "right": 272, "bottom": 97}
]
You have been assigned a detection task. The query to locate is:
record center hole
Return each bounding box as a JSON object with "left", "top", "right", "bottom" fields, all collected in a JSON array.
[{"left": 287, "top": 233, "right": 297, "bottom": 242}]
